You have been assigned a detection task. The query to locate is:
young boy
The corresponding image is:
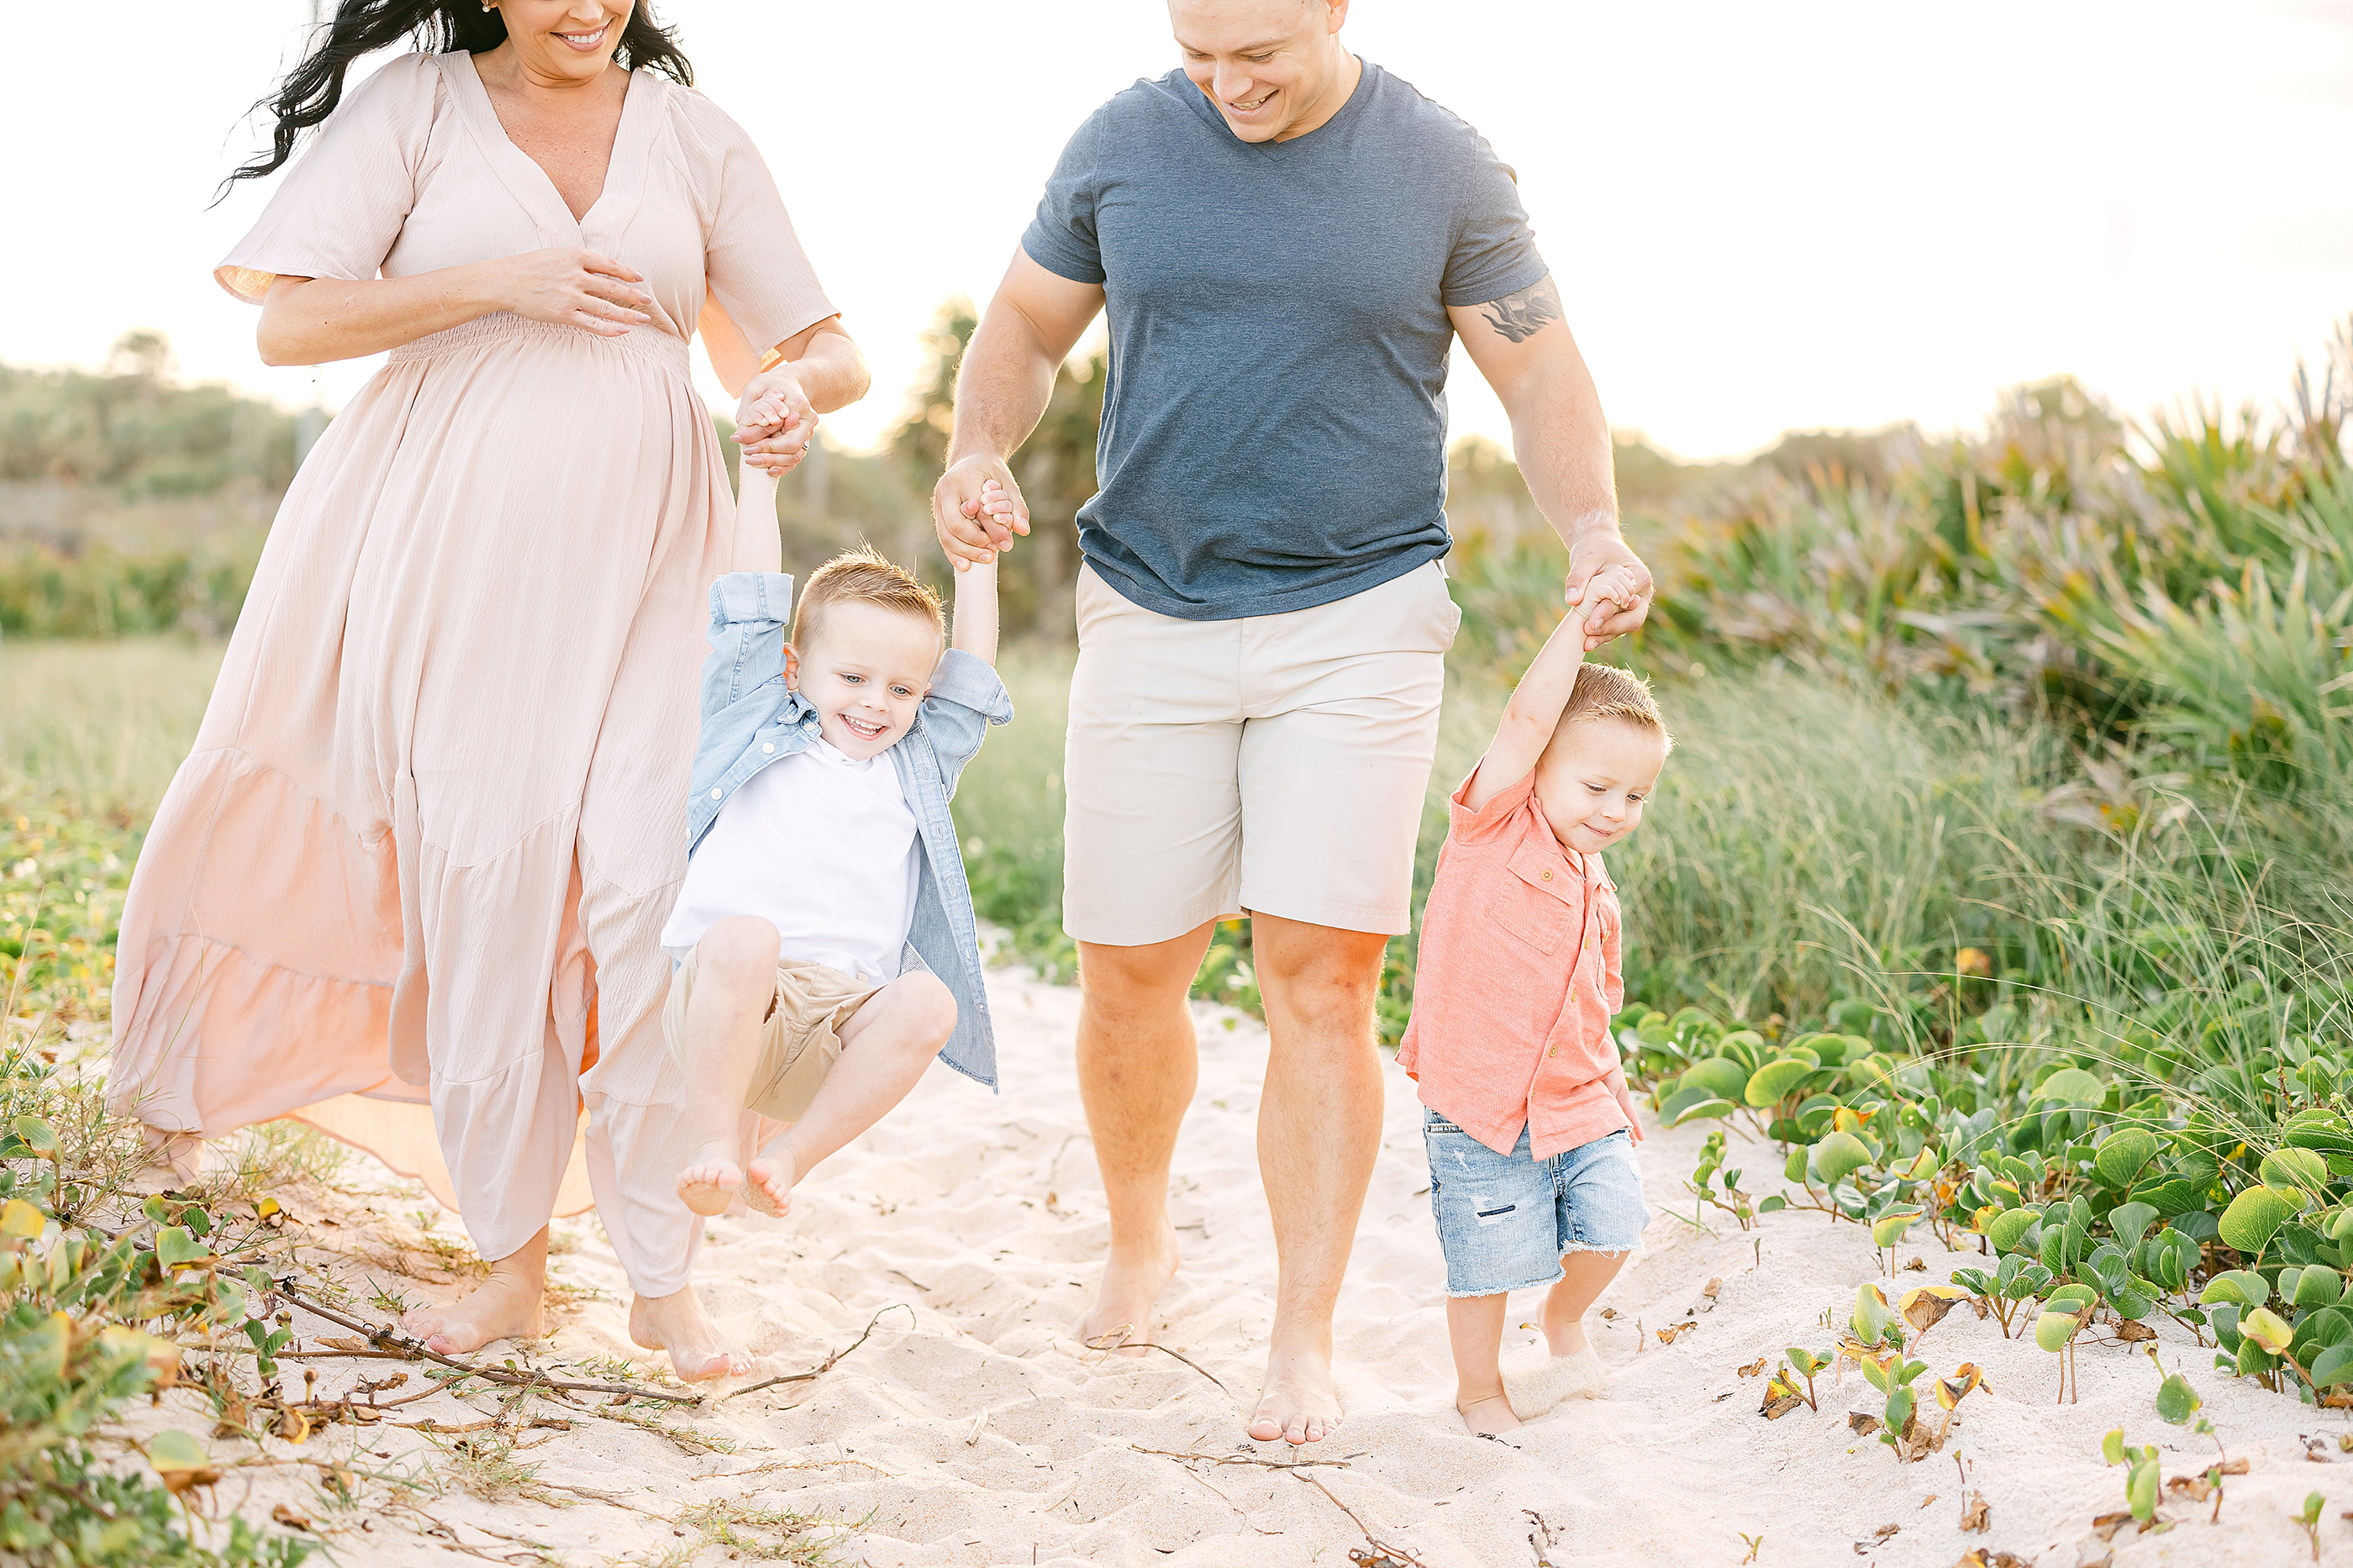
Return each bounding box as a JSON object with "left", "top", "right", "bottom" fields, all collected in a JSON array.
[
  {"left": 1397, "top": 570, "right": 1668, "bottom": 1434},
  {"left": 656, "top": 472, "right": 1015, "bottom": 1234}
]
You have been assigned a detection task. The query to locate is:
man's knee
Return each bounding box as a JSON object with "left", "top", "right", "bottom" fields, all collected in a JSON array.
[
  {"left": 1078, "top": 927, "right": 1211, "bottom": 1024},
  {"left": 696, "top": 916, "right": 781, "bottom": 981},
  {"left": 1254, "top": 921, "right": 1387, "bottom": 1005}
]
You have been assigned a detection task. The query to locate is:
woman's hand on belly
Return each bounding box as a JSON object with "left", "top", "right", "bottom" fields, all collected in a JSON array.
[{"left": 257, "top": 250, "right": 653, "bottom": 366}]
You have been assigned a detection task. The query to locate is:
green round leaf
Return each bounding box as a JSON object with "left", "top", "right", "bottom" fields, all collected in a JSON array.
[
  {"left": 1871, "top": 1211, "right": 1919, "bottom": 1248},
  {"left": 1985, "top": 1208, "right": 2038, "bottom": 1254},
  {"left": 2261, "top": 1147, "right": 2330, "bottom": 1192},
  {"left": 1679, "top": 1057, "right": 1750, "bottom": 1103},
  {"left": 2241, "top": 1306, "right": 2294, "bottom": 1355},
  {"left": 2108, "top": 1200, "right": 2160, "bottom": 1253},
  {"left": 2033, "top": 1067, "right": 2106, "bottom": 1107},
  {"left": 2096, "top": 1129, "right": 2159, "bottom": 1190},
  {"left": 2217, "top": 1186, "right": 2306, "bottom": 1255},
  {"left": 2034, "top": 1308, "right": 2082, "bottom": 1351},
  {"left": 2198, "top": 1268, "right": 2271, "bottom": 1308},
  {"left": 2310, "top": 1342, "right": 2353, "bottom": 1389},
  {"left": 1745, "top": 1057, "right": 1817, "bottom": 1108},
  {"left": 1813, "top": 1131, "right": 1873, "bottom": 1187},
  {"left": 2293, "top": 1265, "right": 2346, "bottom": 1308},
  {"left": 153, "top": 1226, "right": 211, "bottom": 1270},
  {"left": 2154, "top": 1371, "right": 2203, "bottom": 1424},
  {"left": 145, "top": 1429, "right": 210, "bottom": 1474}
]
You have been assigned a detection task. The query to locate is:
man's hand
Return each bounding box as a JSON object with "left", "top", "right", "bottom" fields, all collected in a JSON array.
[
  {"left": 1565, "top": 529, "right": 1654, "bottom": 650},
  {"left": 734, "top": 366, "right": 817, "bottom": 477},
  {"left": 934, "top": 455, "right": 1031, "bottom": 572}
]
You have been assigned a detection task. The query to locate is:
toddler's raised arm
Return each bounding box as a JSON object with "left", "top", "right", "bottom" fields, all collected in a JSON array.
[
  {"left": 1461, "top": 567, "right": 1641, "bottom": 810},
  {"left": 950, "top": 479, "right": 1013, "bottom": 666},
  {"left": 731, "top": 467, "right": 783, "bottom": 576}
]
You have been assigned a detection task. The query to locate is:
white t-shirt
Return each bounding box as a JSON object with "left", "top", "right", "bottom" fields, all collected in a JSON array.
[{"left": 660, "top": 737, "right": 920, "bottom": 980}]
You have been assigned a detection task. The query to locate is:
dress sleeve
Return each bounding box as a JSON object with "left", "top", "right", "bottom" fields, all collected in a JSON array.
[
  {"left": 1440, "top": 124, "right": 1550, "bottom": 308},
  {"left": 1019, "top": 106, "right": 1110, "bottom": 286},
  {"left": 676, "top": 92, "right": 836, "bottom": 392},
  {"left": 213, "top": 53, "right": 441, "bottom": 304}
]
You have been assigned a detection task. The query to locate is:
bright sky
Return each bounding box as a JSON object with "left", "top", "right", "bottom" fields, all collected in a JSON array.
[{"left": 6, "top": 1, "right": 2350, "bottom": 460}]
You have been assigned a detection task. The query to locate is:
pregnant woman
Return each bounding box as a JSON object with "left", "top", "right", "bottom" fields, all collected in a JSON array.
[{"left": 108, "top": 0, "right": 862, "bottom": 1377}]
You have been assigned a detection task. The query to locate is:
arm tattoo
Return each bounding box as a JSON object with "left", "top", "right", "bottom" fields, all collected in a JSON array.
[{"left": 1478, "top": 277, "right": 1563, "bottom": 345}]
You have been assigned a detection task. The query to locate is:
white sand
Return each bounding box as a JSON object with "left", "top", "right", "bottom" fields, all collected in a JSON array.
[{"left": 146, "top": 963, "right": 2353, "bottom": 1566}]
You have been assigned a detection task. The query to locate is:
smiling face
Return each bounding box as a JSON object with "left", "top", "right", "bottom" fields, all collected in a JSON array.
[
  {"left": 1532, "top": 718, "right": 1669, "bottom": 858},
  {"left": 785, "top": 602, "right": 942, "bottom": 761},
  {"left": 1169, "top": 0, "right": 1353, "bottom": 144},
  {"left": 492, "top": 0, "right": 633, "bottom": 86}
]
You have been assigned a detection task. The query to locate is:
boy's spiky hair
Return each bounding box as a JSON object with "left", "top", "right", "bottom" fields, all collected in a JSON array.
[
  {"left": 1555, "top": 663, "right": 1674, "bottom": 754},
  {"left": 792, "top": 544, "right": 943, "bottom": 652}
]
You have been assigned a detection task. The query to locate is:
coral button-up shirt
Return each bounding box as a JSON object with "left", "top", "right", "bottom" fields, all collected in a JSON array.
[{"left": 1397, "top": 766, "right": 1627, "bottom": 1160}]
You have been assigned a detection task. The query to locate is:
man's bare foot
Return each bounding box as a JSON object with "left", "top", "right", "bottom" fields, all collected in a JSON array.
[
  {"left": 1458, "top": 1392, "right": 1522, "bottom": 1435},
  {"left": 1077, "top": 1220, "right": 1181, "bottom": 1358},
  {"left": 400, "top": 1244, "right": 545, "bottom": 1355},
  {"left": 740, "top": 1142, "right": 799, "bottom": 1218},
  {"left": 676, "top": 1140, "right": 745, "bottom": 1218},
  {"left": 1246, "top": 1334, "right": 1342, "bottom": 1445},
  {"left": 629, "top": 1284, "right": 750, "bottom": 1381}
]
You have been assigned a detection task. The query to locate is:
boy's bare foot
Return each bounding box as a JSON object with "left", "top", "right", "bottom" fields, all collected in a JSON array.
[
  {"left": 1077, "top": 1220, "right": 1181, "bottom": 1357},
  {"left": 1458, "top": 1392, "right": 1522, "bottom": 1435},
  {"left": 1246, "top": 1332, "right": 1342, "bottom": 1445},
  {"left": 676, "top": 1141, "right": 746, "bottom": 1218},
  {"left": 401, "top": 1254, "right": 545, "bottom": 1355},
  {"left": 740, "top": 1143, "right": 799, "bottom": 1218},
  {"left": 629, "top": 1284, "right": 750, "bottom": 1381}
]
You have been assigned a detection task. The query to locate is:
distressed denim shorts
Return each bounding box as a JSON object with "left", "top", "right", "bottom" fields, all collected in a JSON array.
[{"left": 1424, "top": 1111, "right": 1647, "bottom": 1297}]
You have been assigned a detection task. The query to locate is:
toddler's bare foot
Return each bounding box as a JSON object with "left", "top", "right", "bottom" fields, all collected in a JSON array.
[
  {"left": 1077, "top": 1219, "right": 1181, "bottom": 1358},
  {"left": 1458, "top": 1392, "right": 1522, "bottom": 1435},
  {"left": 676, "top": 1141, "right": 745, "bottom": 1218},
  {"left": 401, "top": 1258, "right": 545, "bottom": 1355},
  {"left": 629, "top": 1285, "right": 749, "bottom": 1381},
  {"left": 741, "top": 1144, "right": 799, "bottom": 1218}
]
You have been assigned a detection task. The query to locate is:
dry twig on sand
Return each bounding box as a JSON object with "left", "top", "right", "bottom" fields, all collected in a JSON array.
[
  {"left": 1131, "top": 1444, "right": 1353, "bottom": 1472},
  {"left": 276, "top": 1281, "right": 703, "bottom": 1404},
  {"left": 715, "top": 1302, "right": 916, "bottom": 1402},
  {"left": 1082, "top": 1325, "right": 1232, "bottom": 1393},
  {"left": 1287, "top": 1468, "right": 1430, "bottom": 1567}
]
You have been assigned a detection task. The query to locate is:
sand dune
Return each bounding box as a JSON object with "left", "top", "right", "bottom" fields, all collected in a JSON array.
[{"left": 154, "top": 962, "right": 2347, "bottom": 1566}]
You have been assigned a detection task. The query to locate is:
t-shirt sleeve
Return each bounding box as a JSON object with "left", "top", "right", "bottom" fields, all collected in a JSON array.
[
  {"left": 213, "top": 53, "right": 441, "bottom": 304},
  {"left": 1440, "top": 126, "right": 1549, "bottom": 308},
  {"left": 1019, "top": 106, "right": 1110, "bottom": 286},
  {"left": 1445, "top": 762, "right": 1537, "bottom": 845},
  {"left": 679, "top": 93, "right": 837, "bottom": 394}
]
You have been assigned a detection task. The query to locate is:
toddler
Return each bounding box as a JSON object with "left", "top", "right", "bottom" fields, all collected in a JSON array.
[
  {"left": 1397, "top": 571, "right": 1668, "bottom": 1434},
  {"left": 658, "top": 476, "right": 1015, "bottom": 1230}
]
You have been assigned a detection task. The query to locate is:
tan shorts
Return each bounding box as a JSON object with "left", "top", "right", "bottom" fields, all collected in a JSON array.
[
  {"left": 1063, "top": 560, "right": 1460, "bottom": 945},
  {"left": 661, "top": 948, "right": 882, "bottom": 1122}
]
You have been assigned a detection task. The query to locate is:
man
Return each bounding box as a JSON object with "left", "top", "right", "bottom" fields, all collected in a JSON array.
[{"left": 933, "top": 0, "right": 1655, "bottom": 1445}]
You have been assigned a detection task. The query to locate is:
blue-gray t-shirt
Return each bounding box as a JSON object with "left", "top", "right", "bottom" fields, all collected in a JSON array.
[{"left": 1022, "top": 62, "right": 1548, "bottom": 621}]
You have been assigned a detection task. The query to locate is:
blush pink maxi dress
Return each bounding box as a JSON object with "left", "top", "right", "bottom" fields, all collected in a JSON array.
[{"left": 107, "top": 50, "right": 830, "bottom": 1296}]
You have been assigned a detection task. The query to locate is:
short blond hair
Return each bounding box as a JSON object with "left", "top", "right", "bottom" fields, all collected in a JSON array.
[
  {"left": 1554, "top": 664, "right": 1674, "bottom": 753},
  {"left": 792, "top": 545, "right": 943, "bottom": 653}
]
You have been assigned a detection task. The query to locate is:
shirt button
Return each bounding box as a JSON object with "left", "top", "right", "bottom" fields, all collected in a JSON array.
[
  {"left": 708, "top": 787, "right": 723, "bottom": 800},
  {"left": 762, "top": 743, "right": 775, "bottom": 753},
  {"left": 1540, "top": 870, "right": 1553, "bottom": 881}
]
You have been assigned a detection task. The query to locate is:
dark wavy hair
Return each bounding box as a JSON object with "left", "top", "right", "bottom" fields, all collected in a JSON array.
[{"left": 226, "top": 1, "right": 691, "bottom": 187}]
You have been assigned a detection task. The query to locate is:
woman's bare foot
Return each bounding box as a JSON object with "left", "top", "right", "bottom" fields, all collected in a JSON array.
[
  {"left": 629, "top": 1284, "right": 749, "bottom": 1381},
  {"left": 139, "top": 1124, "right": 205, "bottom": 1186},
  {"left": 1247, "top": 1332, "right": 1343, "bottom": 1445},
  {"left": 676, "top": 1140, "right": 745, "bottom": 1218},
  {"left": 401, "top": 1229, "right": 547, "bottom": 1355},
  {"left": 1458, "top": 1392, "right": 1522, "bottom": 1435},
  {"left": 740, "top": 1142, "right": 799, "bottom": 1218},
  {"left": 1077, "top": 1219, "right": 1181, "bottom": 1357}
]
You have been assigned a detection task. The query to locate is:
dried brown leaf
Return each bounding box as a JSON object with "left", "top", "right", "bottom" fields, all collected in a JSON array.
[
  {"left": 1735, "top": 1357, "right": 1767, "bottom": 1379},
  {"left": 1957, "top": 1492, "right": 1989, "bottom": 1533}
]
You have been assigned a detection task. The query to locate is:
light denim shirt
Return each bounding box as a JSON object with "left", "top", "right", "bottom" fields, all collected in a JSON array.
[{"left": 686, "top": 571, "right": 1014, "bottom": 1090}]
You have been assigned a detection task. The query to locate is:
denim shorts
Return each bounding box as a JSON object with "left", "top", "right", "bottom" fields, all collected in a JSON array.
[{"left": 1424, "top": 1111, "right": 1648, "bottom": 1297}]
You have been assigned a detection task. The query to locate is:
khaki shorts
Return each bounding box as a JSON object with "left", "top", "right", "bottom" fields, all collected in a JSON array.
[
  {"left": 1064, "top": 560, "right": 1460, "bottom": 945},
  {"left": 661, "top": 947, "right": 882, "bottom": 1121}
]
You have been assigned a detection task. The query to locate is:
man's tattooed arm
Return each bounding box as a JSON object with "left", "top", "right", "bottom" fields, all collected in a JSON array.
[{"left": 1477, "top": 276, "right": 1563, "bottom": 345}]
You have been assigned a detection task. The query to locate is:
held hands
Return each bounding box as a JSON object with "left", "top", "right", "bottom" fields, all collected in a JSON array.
[
  {"left": 1563, "top": 531, "right": 1656, "bottom": 651},
  {"left": 934, "top": 456, "right": 1030, "bottom": 572},
  {"left": 491, "top": 247, "right": 653, "bottom": 337},
  {"left": 734, "top": 366, "right": 818, "bottom": 477}
]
